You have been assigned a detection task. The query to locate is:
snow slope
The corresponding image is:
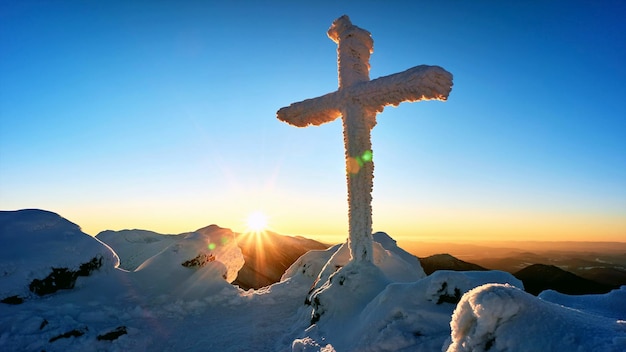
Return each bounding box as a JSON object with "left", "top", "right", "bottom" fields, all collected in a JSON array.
[
  {"left": 96, "top": 229, "right": 179, "bottom": 271},
  {"left": 1, "top": 209, "right": 624, "bottom": 351}
]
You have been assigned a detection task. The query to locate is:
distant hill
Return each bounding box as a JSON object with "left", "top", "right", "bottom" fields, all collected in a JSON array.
[
  {"left": 233, "top": 231, "right": 328, "bottom": 290},
  {"left": 418, "top": 253, "right": 487, "bottom": 275},
  {"left": 404, "top": 242, "right": 626, "bottom": 289},
  {"left": 470, "top": 251, "right": 549, "bottom": 273},
  {"left": 575, "top": 267, "right": 626, "bottom": 287},
  {"left": 468, "top": 251, "right": 626, "bottom": 287},
  {"left": 513, "top": 264, "right": 617, "bottom": 296},
  {"left": 401, "top": 240, "right": 626, "bottom": 257}
]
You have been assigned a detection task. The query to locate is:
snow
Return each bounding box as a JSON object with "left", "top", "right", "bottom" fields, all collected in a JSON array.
[
  {"left": 309, "top": 232, "right": 426, "bottom": 289},
  {"left": 134, "top": 225, "right": 243, "bottom": 284},
  {"left": 446, "top": 284, "right": 626, "bottom": 351},
  {"left": 96, "top": 229, "right": 179, "bottom": 271},
  {"left": 1, "top": 209, "right": 624, "bottom": 351},
  {"left": 299, "top": 270, "right": 523, "bottom": 352},
  {"left": 539, "top": 286, "right": 626, "bottom": 320}
]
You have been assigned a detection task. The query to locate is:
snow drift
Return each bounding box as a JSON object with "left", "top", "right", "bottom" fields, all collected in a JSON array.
[
  {"left": 293, "top": 270, "right": 523, "bottom": 352},
  {"left": 446, "top": 283, "right": 626, "bottom": 352},
  {"left": 300, "top": 232, "right": 427, "bottom": 329}
]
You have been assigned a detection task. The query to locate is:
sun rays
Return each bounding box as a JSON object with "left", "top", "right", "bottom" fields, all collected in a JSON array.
[{"left": 235, "top": 210, "right": 281, "bottom": 287}]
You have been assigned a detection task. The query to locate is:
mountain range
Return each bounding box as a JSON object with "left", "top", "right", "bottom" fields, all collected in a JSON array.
[
  {"left": 468, "top": 250, "right": 626, "bottom": 288},
  {"left": 512, "top": 263, "right": 618, "bottom": 295},
  {"left": 97, "top": 227, "right": 327, "bottom": 290},
  {"left": 417, "top": 252, "right": 621, "bottom": 295},
  {"left": 97, "top": 227, "right": 624, "bottom": 296}
]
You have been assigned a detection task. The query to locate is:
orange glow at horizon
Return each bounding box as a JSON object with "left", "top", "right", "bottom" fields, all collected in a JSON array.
[{"left": 67, "top": 202, "right": 624, "bottom": 244}]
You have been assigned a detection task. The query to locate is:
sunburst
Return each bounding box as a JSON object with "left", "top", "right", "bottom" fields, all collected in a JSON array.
[{"left": 246, "top": 211, "right": 268, "bottom": 233}]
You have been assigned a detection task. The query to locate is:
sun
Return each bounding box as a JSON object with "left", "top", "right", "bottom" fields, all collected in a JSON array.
[{"left": 246, "top": 211, "right": 268, "bottom": 233}]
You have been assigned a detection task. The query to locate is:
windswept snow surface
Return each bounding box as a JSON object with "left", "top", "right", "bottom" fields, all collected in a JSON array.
[
  {"left": 1, "top": 210, "right": 624, "bottom": 351},
  {"left": 539, "top": 286, "right": 626, "bottom": 320}
]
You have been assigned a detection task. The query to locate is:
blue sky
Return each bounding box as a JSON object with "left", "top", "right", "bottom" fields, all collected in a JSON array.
[{"left": 1, "top": 1, "right": 625, "bottom": 242}]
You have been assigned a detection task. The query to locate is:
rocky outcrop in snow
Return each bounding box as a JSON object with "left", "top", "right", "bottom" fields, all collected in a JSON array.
[{"left": 0, "top": 209, "right": 119, "bottom": 302}]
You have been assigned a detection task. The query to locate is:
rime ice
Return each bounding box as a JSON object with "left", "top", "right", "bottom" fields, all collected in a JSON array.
[{"left": 277, "top": 15, "right": 452, "bottom": 262}]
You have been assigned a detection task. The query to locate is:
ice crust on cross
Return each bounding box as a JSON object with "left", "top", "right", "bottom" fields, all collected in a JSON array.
[{"left": 278, "top": 15, "right": 452, "bottom": 263}]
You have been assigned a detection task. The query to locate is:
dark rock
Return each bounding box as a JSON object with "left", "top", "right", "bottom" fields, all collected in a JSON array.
[
  {"left": 181, "top": 253, "right": 215, "bottom": 268},
  {"left": 77, "top": 256, "right": 103, "bottom": 276},
  {"left": 30, "top": 268, "right": 78, "bottom": 295},
  {"left": 29, "top": 256, "right": 103, "bottom": 296},
  {"left": 435, "top": 281, "right": 462, "bottom": 304},
  {"left": 1, "top": 295, "right": 24, "bottom": 305},
  {"left": 97, "top": 326, "right": 128, "bottom": 341},
  {"left": 48, "top": 327, "right": 87, "bottom": 342}
]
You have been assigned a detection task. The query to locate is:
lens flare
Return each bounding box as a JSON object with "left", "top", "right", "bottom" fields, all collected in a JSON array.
[
  {"left": 347, "top": 150, "right": 373, "bottom": 175},
  {"left": 361, "top": 150, "right": 373, "bottom": 162}
]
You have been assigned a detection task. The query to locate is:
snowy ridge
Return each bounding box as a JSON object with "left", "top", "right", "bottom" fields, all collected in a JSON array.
[
  {"left": 1, "top": 209, "right": 625, "bottom": 351},
  {"left": 132, "top": 228, "right": 244, "bottom": 296},
  {"left": 98, "top": 225, "right": 243, "bottom": 283},
  {"left": 539, "top": 286, "right": 626, "bottom": 320},
  {"left": 96, "top": 229, "right": 179, "bottom": 271},
  {"left": 99, "top": 226, "right": 328, "bottom": 290}
]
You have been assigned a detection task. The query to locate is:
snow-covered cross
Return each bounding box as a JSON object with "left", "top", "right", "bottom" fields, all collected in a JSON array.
[{"left": 277, "top": 15, "right": 452, "bottom": 263}]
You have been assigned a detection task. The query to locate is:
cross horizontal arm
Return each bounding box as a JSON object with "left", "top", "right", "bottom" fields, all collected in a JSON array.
[
  {"left": 350, "top": 65, "right": 453, "bottom": 114},
  {"left": 277, "top": 65, "right": 452, "bottom": 128},
  {"left": 277, "top": 92, "right": 342, "bottom": 127}
]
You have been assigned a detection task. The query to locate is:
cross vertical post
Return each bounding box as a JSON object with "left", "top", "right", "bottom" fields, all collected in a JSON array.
[{"left": 329, "top": 16, "right": 377, "bottom": 262}]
